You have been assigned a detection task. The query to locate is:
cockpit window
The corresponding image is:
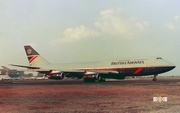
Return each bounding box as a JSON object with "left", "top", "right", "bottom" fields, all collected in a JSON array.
[{"left": 156, "top": 57, "right": 162, "bottom": 59}]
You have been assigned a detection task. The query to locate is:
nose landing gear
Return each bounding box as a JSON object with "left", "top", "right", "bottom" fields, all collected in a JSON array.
[{"left": 152, "top": 74, "right": 158, "bottom": 81}]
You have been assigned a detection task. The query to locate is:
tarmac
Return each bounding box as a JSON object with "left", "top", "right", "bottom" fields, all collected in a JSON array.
[{"left": 0, "top": 76, "right": 180, "bottom": 113}]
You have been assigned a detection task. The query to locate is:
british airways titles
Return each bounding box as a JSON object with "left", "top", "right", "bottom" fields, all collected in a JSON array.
[{"left": 111, "top": 60, "right": 144, "bottom": 65}]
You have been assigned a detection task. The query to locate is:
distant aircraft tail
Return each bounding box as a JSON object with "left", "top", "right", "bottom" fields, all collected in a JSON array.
[
  {"left": 24, "top": 45, "right": 49, "bottom": 66},
  {"left": 1, "top": 66, "right": 11, "bottom": 71}
]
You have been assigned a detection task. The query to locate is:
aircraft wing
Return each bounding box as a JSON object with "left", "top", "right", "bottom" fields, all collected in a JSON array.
[
  {"left": 46, "top": 70, "right": 118, "bottom": 75},
  {"left": 84, "top": 70, "right": 119, "bottom": 74},
  {"left": 11, "top": 64, "right": 119, "bottom": 74},
  {"left": 10, "top": 64, "right": 119, "bottom": 80}
]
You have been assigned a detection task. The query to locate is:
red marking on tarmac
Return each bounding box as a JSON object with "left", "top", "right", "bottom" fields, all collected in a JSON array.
[
  {"left": 133, "top": 68, "right": 143, "bottom": 74},
  {"left": 29, "top": 56, "right": 38, "bottom": 63}
]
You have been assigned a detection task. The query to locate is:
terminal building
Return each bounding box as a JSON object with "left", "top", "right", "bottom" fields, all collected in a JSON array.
[
  {"left": 0, "top": 69, "right": 24, "bottom": 77},
  {"left": 0, "top": 68, "right": 42, "bottom": 78}
]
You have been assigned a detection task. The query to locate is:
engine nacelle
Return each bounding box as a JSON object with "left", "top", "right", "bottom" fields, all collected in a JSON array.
[
  {"left": 84, "top": 71, "right": 100, "bottom": 80},
  {"left": 84, "top": 71, "right": 97, "bottom": 75},
  {"left": 48, "top": 73, "right": 64, "bottom": 80}
]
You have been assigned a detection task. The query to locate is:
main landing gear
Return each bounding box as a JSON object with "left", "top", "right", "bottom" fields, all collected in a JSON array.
[
  {"left": 98, "top": 78, "right": 106, "bottom": 82},
  {"left": 152, "top": 74, "right": 158, "bottom": 81}
]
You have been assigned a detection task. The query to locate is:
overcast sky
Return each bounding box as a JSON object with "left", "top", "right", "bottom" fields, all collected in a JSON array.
[{"left": 0, "top": 0, "right": 179, "bottom": 76}]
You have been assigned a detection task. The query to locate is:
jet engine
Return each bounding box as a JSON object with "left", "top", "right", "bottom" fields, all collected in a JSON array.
[
  {"left": 83, "top": 71, "right": 100, "bottom": 82},
  {"left": 48, "top": 72, "right": 64, "bottom": 80}
]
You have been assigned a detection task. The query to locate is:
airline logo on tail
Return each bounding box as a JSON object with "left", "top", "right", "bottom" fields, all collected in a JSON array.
[
  {"left": 26, "top": 48, "right": 38, "bottom": 63},
  {"left": 28, "top": 56, "right": 38, "bottom": 64},
  {"left": 24, "top": 45, "right": 49, "bottom": 65},
  {"left": 27, "top": 49, "right": 32, "bottom": 55},
  {"left": 24, "top": 46, "right": 39, "bottom": 56},
  {"left": 24, "top": 46, "right": 39, "bottom": 64}
]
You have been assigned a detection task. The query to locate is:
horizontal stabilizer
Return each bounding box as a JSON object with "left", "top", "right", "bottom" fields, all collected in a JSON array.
[{"left": 10, "top": 64, "right": 40, "bottom": 69}]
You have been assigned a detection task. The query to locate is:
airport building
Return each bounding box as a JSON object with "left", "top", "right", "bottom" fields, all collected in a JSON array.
[
  {"left": 0, "top": 69, "right": 24, "bottom": 77},
  {"left": 0, "top": 68, "right": 43, "bottom": 78}
]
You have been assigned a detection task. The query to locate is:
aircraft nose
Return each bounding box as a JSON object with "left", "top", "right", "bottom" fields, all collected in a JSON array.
[
  {"left": 171, "top": 65, "right": 176, "bottom": 69},
  {"left": 169, "top": 65, "right": 176, "bottom": 70},
  {"left": 168, "top": 62, "right": 176, "bottom": 69}
]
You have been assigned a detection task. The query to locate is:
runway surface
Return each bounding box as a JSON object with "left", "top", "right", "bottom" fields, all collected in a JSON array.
[
  {"left": 0, "top": 77, "right": 180, "bottom": 113},
  {"left": 1, "top": 76, "right": 180, "bottom": 85}
]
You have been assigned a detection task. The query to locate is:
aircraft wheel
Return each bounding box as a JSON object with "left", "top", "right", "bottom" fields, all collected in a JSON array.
[
  {"left": 98, "top": 78, "right": 106, "bottom": 82},
  {"left": 83, "top": 78, "right": 95, "bottom": 82},
  {"left": 152, "top": 78, "right": 157, "bottom": 81},
  {"left": 152, "top": 74, "right": 158, "bottom": 81}
]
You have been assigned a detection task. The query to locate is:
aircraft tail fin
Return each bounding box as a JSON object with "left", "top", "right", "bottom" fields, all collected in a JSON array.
[
  {"left": 1, "top": 66, "right": 11, "bottom": 71},
  {"left": 24, "top": 45, "right": 49, "bottom": 66}
]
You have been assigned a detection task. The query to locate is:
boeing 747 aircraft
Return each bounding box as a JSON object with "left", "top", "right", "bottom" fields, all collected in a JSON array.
[{"left": 11, "top": 45, "right": 175, "bottom": 82}]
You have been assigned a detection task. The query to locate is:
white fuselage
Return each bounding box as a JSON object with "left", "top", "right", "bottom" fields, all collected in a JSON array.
[{"left": 33, "top": 57, "right": 175, "bottom": 76}]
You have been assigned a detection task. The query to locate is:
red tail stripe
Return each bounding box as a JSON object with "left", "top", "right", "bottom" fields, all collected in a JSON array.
[
  {"left": 133, "top": 68, "right": 143, "bottom": 74},
  {"left": 29, "top": 56, "right": 38, "bottom": 63}
]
